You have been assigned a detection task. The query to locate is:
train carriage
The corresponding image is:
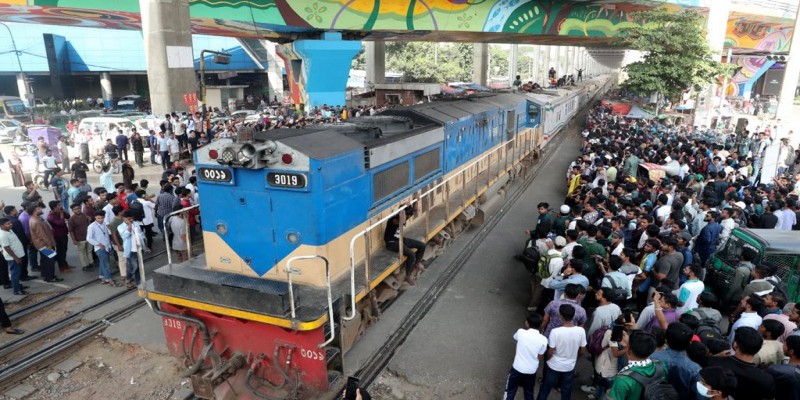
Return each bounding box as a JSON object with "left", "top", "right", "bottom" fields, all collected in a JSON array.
[{"left": 141, "top": 75, "right": 612, "bottom": 400}]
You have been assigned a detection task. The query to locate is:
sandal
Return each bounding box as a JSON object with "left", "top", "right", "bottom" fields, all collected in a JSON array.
[
  {"left": 126, "top": 282, "right": 136, "bottom": 289},
  {"left": 5, "top": 328, "right": 24, "bottom": 335}
]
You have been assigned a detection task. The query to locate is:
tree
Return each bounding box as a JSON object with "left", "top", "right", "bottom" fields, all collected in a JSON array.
[
  {"left": 385, "top": 42, "right": 473, "bottom": 83},
  {"left": 618, "top": 10, "right": 731, "bottom": 106},
  {"left": 351, "top": 45, "right": 366, "bottom": 70}
]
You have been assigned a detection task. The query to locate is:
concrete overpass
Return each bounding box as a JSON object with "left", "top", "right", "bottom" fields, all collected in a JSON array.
[{"left": 0, "top": 0, "right": 798, "bottom": 113}]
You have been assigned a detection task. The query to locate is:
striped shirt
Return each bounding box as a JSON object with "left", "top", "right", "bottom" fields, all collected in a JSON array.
[{"left": 155, "top": 193, "right": 175, "bottom": 219}]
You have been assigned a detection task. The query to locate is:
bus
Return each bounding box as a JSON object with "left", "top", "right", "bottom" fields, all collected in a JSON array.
[{"left": 0, "top": 96, "right": 31, "bottom": 122}]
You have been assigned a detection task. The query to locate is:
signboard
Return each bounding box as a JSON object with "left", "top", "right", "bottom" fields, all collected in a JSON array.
[
  {"left": 218, "top": 71, "right": 238, "bottom": 80},
  {"left": 760, "top": 143, "right": 781, "bottom": 184},
  {"left": 183, "top": 92, "right": 198, "bottom": 114}
]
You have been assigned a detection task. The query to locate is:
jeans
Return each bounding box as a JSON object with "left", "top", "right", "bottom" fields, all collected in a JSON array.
[
  {"left": 8, "top": 259, "right": 20, "bottom": 292},
  {"left": 385, "top": 238, "right": 426, "bottom": 274},
  {"left": 117, "top": 147, "right": 128, "bottom": 161},
  {"left": 503, "top": 367, "right": 535, "bottom": 400},
  {"left": 594, "top": 376, "right": 613, "bottom": 400},
  {"left": 43, "top": 167, "right": 58, "bottom": 187},
  {"left": 27, "top": 244, "right": 39, "bottom": 270},
  {"left": 126, "top": 252, "right": 140, "bottom": 285},
  {"left": 157, "top": 216, "right": 165, "bottom": 234},
  {"left": 96, "top": 248, "right": 112, "bottom": 281},
  {"left": 160, "top": 151, "right": 171, "bottom": 170},
  {"left": 537, "top": 364, "right": 575, "bottom": 400},
  {"left": 150, "top": 149, "right": 157, "bottom": 164}
]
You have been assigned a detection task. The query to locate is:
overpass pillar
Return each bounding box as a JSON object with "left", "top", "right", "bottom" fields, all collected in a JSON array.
[
  {"left": 365, "top": 41, "right": 385, "bottom": 85},
  {"left": 777, "top": 5, "right": 800, "bottom": 119},
  {"left": 16, "top": 73, "right": 32, "bottom": 107},
  {"left": 139, "top": 0, "right": 196, "bottom": 116},
  {"left": 100, "top": 72, "right": 113, "bottom": 109},
  {"left": 473, "top": 43, "right": 489, "bottom": 86},
  {"left": 277, "top": 32, "right": 361, "bottom": 109}
]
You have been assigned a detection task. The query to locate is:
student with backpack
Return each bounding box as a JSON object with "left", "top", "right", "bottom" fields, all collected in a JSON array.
[
  {"left": 607, "top": 330, "right": 677, "bottom": 400},
  {"left": 530, "top": 238, "right": 563, "bottom": 312},
  {"left": 651, "top": 322, "right": 702, "bottom": 399}
]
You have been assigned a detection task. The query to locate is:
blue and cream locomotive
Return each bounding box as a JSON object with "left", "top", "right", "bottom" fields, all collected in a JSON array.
[{"left": 142, "top": 75, "right": 611, "bottom": 400}]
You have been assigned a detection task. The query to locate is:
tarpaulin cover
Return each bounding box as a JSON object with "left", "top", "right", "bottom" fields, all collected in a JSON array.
[
  {"left": 27, "top": 126, "right": 63, "bottom": 159},
  {"left": 626, "top": 105, "right": 655, "bottom": 119}
]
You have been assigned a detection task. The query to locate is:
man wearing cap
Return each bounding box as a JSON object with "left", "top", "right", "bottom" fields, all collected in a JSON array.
[{"left": 553, "top": 205, "right": 571, "bottom": 238}]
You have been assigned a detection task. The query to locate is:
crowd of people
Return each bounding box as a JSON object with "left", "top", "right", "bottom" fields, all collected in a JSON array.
[
  {"left": 504, "top": 100, "right": 800, "bottom": 400},
  {"left": 0, "top": 155, "right": 200, "bottom": 335}
]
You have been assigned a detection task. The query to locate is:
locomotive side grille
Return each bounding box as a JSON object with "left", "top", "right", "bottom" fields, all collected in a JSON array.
[
  {"left": 414, "top": 148, "right": 440, "bottom": 180},
  {"left": 373, "top": 161, "right": 410, "bottom": 202}
]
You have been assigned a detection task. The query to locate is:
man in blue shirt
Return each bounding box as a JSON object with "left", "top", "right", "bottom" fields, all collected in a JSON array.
[
  {"left": 695, "top": 211, "right": 722, "bottom": 267},
  {"left": 549, "top": 259, "right": 590, "bottom": 300},
  {"left": 652, "top": 322, "right": 702, "bottom": 399}
]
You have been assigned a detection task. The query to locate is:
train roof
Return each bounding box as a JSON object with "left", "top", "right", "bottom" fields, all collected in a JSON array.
[
  {"left": 383, "top": 93, "right": 524, "bottom": 124},
  {"left": 252, "top": 114, "right": 440, "bottom": 158}
]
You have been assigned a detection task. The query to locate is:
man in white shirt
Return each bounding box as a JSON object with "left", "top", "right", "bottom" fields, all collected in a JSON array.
[
  {"left": 675, "top": 263, "right": 705, "bottom": 314},
  {"left": 85, "top": 210, "right": 116, "bottom": 285},
  {"left": 719, "top": 208, "right": 737, "bottom": 245},
  {"left": 167, "top": 133, "right": 181, "bottom": 167},
  {"left": 779, "top": 201, "right": 797, "bottom": 231},
  {"left": 41, "top": 150, "right": 60, "bottom": 187},
  {"left": 0, "top": 218, "right": 27, "bottom": 295},
  {"left": 729, "top": 295, "right": 765, "bottom": 349},
  {"left": 503, "top": 313, "right": 548, "bottom": 400},
  {"left": 101, "top": 193, "right": 119, "bottom": 226},
  {"left": 537, "top": 304, "right": 587, "bottom": 400}
]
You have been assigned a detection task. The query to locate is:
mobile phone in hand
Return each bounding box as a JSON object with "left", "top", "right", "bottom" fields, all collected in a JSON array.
[
  {"left": 344, "top": 376, "right": 359, "bottom": 400},
  {"left": 611, "top": 323, "right": 624, "bottom": 342}
]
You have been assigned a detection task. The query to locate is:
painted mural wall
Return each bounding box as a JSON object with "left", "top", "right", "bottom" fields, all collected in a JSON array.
[{"left": 0, "top": 0, "right": 703, "bottom": 39}]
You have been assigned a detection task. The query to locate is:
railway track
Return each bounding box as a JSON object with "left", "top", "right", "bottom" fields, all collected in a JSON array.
[
  {"left": 354, "top": 104, "right": 595, "bottom": 389},
  {"left": 8, "top": 240, "right": 199, "bottom": 323},
  {"left": 0, "top": 242, "right": 203, "bottom": 393}
]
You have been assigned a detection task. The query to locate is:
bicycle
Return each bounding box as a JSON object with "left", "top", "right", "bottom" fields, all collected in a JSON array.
[
  {"left": 12, "top": 142, "right": 35, "bottom": 157},
  {"left": 92, "top": 153, "right": 114, "bottom": 173}
]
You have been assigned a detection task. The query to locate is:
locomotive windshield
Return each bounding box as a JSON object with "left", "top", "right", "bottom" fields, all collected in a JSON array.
[{"left": 526, "top": 101, "right": 540, "bottom": 126}]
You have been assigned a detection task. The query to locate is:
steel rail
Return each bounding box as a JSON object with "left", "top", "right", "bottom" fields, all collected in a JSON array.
[
  {"left": 0, "top": 296, "right": 145, "bottom": 391},
  {"left": 354, "top": 96, "right": 604, "bottom": 389},
  {"left": 8, "top": 239, "right": 201, "bottom": 322}
]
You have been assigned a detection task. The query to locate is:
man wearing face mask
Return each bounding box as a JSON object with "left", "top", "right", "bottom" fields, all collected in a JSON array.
[{"left": 696, "top": 366, "right": 737, "bottom": 400}]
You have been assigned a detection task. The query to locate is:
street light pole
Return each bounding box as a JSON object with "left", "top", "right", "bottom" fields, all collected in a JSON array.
[
  {"left": 198, "top": 49, "right": 231, "bottom": 124},
  {"left": 0, "top": 22, "right": 34, "bottom": 120}
]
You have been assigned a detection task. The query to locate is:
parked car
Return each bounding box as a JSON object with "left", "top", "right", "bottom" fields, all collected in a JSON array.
[
  {"left": 230, "top": 109, "right": 256, "bottom": 120},
  {"left": 0, "top": 118, "right": 21, "bottom": 143},
  {"left": 77, "top": 117, "right": 135, "bottom": 138}
]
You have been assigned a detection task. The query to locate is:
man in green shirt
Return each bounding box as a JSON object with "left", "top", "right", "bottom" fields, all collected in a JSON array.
[
  {"left": 578, "top": 224, "right": 606, "bottom": 288},
  {"left": 623, "top": 149, "right": 640, "bottom": 180},
  {"left": 608, "top": 330, "right": 669, "bottom": 400}
]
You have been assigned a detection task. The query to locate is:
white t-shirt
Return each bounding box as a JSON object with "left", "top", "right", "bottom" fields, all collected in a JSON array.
[
  {"left": 511, "top": 328, "right": 548, "bottom": 374},
  {"left": 42, "top": 155, "right": 58, "bottom": 169},
  {"left": 0, "top": 230, "right": 24, "bottom": 261},
  {"left": 675, "top": 279, "right": 705, "bottom": 314},
  {"left": 546, "top": 326, "right": 587, "bottom": 372}
]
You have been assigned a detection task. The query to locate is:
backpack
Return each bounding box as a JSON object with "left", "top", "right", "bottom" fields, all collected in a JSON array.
[
  {"left": 766, "top": 277, "right": 789, "bottom": 300},
  {"left": 693, "top": 309, "right": 724, "bottom": 344},
  {"left": 538, "top": 252, "right": 562, "bottom": 278},
  {"left": 519, "top": 240, "right": 541, "bottom": 274},
  {"left": 602, "top": 275, "right": 629, "bottom": 303},
  {"left": 587, "top": 326, "right": 609, "bottom": 357},
  {"left": 619, "top": 360, "right": 679, "bottom": 400}
]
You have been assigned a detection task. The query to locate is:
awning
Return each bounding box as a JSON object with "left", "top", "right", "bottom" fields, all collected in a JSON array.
[
  {"left": 440, "top": 85, "right": 465, "bottom": 94},
  {"left": 626, "top": 105, "right": 655, "bottom": 119}
]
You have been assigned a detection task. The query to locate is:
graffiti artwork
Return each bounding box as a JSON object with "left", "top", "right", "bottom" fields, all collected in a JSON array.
[{"left": 0, "top": 0, "right": 713, "bottom": 41}]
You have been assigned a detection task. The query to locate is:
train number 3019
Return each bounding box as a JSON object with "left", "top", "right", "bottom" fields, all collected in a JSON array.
[{"left": 163, "top": 318, "right": 183, "bottom": 330}]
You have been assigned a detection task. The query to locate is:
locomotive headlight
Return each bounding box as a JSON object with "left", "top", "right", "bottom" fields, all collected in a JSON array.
[
  {"left": 216, "top": 223, "right": 229, "bottom": 235},
  {"left": 219, "top": 148, "right": 236, "bottom": 164},
  {"left": 287, "top": 232, "right": 300, "bottom": 244}
]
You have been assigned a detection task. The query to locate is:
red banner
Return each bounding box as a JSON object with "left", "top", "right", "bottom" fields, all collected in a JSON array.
[{"left": 183, "top": 92, "right": 198, "bottom": 114}]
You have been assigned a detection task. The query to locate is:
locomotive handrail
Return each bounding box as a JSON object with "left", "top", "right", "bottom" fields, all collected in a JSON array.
[
  {"left": 285, "top": 255, "right": 335, "bottom": 348},
  {"left": 162, "top": 204, "right": 200, "bottom": 266},
  {"left": 345, "top": 127, "right": 538, "bottom": 321}
]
